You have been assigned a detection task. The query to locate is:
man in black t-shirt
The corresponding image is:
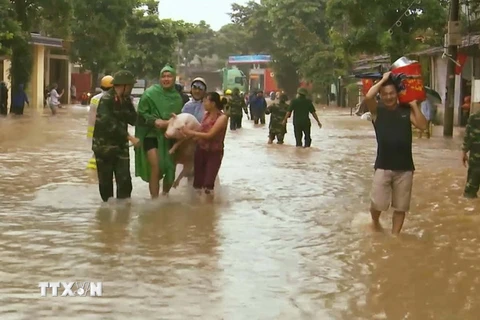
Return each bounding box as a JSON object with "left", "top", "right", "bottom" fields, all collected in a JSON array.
[{"left": 364, "top": 71, "right": 428, "bottom": 234}]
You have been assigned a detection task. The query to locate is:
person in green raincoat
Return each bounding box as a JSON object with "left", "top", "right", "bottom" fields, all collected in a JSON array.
[{"left": 135, "top": 65, "right": 183, "bottom": 198}]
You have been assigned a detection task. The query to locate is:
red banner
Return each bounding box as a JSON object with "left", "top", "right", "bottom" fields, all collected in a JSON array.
[{"left": 455, "top": 53, "right": 468, "bottom": 75}]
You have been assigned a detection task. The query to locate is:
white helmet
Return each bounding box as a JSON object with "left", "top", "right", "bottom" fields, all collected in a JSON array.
[{"left": 191, "top": 77, "right": 207, "bottom": 90}]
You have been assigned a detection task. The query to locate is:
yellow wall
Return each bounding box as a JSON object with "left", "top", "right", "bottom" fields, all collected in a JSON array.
[
  {"left": 2, "top": 44, "right": 70, "bottom": 112},
  {"left": 29, "top": 45, "right": 45, "bottom": 110},
  {"left": 2, "top": 59, "right": 11, "bottom": 112}
]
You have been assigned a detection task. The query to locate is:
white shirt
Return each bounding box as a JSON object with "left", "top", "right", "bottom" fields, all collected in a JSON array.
[{"left": 49, "top": 89, "right": 60, "bottom": 106}]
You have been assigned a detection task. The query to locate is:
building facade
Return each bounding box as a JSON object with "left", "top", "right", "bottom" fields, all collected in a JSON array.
[{"left": 0, "top": 33, "right": 72, "bottom": 112}]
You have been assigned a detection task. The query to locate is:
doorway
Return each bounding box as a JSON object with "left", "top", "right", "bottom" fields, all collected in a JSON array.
[{"left": 49, "top": 58, "right": 68, "bottom": 104}]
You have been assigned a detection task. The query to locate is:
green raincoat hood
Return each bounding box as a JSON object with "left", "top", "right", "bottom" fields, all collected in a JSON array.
[
  {"left": 161, "top": 65, "right": 176, "bottom": 90},
  {"left": 161, "top": 65, "right": 176, "bottom": 76}
]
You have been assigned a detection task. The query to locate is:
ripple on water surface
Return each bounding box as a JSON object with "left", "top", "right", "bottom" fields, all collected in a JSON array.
[{"left": 0, "top": 108, "right": 479, "bottom": 319}]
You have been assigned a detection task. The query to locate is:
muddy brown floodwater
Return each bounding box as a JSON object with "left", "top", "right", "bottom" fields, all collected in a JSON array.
[{"left": 0, "top": 106, "right": 479, "bottom": 320}]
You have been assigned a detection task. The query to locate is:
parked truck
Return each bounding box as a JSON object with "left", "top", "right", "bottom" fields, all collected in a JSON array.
[{"left": 221, "top": 66, "right": 247, "bottom": 93}]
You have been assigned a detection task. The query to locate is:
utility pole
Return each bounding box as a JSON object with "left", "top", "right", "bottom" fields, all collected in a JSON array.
[{"left": 443, "top": 0, "right": 461, "bottom": 137}]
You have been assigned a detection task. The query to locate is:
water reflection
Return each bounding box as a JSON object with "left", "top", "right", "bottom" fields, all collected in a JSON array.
[
  {"left": 95, "top": 203, "right": 132, "bottom": 254},
  {"left": 136, "top": 201, "right": 219, "bottom": 258},
  {"left": 0, "top": 107, "right": 479, "bottom": 319},
  {"left": 342, "top": 228, "right": 480, "bottom": 320}
]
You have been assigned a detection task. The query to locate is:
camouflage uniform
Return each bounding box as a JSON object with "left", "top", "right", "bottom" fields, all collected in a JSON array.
[
  {"left": 92, "top": 70, "right": 137, "bottom": 202},
  {"left": 463, "top": 112, "right": 480, "bottom": 198},
  {"left": 266, "top": 99, "right": 289, "bottom": 144},
  {"left": 228, "top": 89, "right": 248, "bottom": 130}
]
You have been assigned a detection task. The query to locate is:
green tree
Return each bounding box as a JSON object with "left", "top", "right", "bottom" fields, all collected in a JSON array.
[
  {"left": 121, "top": 1, "right": 194, "bottom": 79},
  {"left": 214, "top": 23, "right": 250, "bottom": 59},
  {"left": 70, "top": 0, "right": 137, "bottom": 90},
  {"left": 230, "top": 1, "right": 300, "bottom": 95},
  {"left": 8, "top": 0, "right": 73, "bottom": 96},
  {"left": 0, "top": 0, "right": 20, "bottom": 56},
  {"left": 180, "top": 20, "right": 216, "bottom": 67},
  {"left": 263, "top": 0, "right": 345, "bottom": 89},
  {"left": 326, "top": 0, "right": 449, "bottom": 61}
]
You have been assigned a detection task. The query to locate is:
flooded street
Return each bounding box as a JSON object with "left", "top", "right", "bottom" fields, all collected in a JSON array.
[{"left": 0, "top": 106, "right": 479, "bottom": 320}]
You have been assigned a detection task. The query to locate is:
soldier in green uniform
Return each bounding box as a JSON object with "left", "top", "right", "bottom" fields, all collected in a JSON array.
[
  {"left": 227, "top": 88, "right": 248, "bottom": 130},
  {"left": 283, "top": 87, "right": 322, "bottom": 147},
  {"left": 462, "top": 111, "right": 480, "bottom": 198},
  {"left": 92, "top": 70, "right": 138, "bottom": 202},
  {"left": 266, "top": 93, "right": 289, "bottom": 144}
]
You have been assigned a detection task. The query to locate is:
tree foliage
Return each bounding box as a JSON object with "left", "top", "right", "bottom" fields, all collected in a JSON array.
[
  {"left": 180, "top": 20, "right": 216, "bottom": 67},
  {"left": 70, "top": 0, "right": 136, "bottom": 88},
  {"left": 120, "top": 1, "right": 195, "bottom": 78},
  {"left": 214, "top": 24, "right": 249, "bottom": 58},
  {"left": 8, "top": 0, "right": 72, "bottom": 93},
  {"left": 210, "top": 0, "right": 450, "bottom": 93},
  {"left": 229, "top": 1, "right": 300, "bottom": 95},
  {"left": 264, "top": 0, "right": 346, "bottom": 86},
  {"left": 0, "top": 0, "right": 20, "bottom": 56},
  {"left": 0, "top": 0, "right": 457, "bottom": 101},
  {"left": 326, "top": 0, "right": 449, "bottom": 61}
]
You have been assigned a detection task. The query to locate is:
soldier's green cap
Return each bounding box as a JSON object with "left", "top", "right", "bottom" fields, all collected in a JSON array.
[
  {"left": 297, "top": 87, "right": 308, "bottom": 96},
  {"left": 112, "top": 70, "right": 136, "bottom": 85}
]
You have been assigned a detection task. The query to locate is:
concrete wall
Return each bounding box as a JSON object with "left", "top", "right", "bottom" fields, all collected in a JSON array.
[{"left": 432, "top": 55, "right": 464, "bottom": 125}]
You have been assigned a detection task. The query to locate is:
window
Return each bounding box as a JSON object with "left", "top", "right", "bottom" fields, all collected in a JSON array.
[{"left": 234, "top": 77, "right": 245, "bottom": 85}]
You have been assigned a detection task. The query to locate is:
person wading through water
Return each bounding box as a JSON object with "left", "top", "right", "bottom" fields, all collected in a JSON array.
[
  {"left": 181, "top": 92, "right": 228, "bottom": 198},
  {"left": 92, "top": 70, "right": 138, "bottom": 202},
  {"left": 364, "top": 71, "right": 427, "bottom": 234},
  {"left": 87, "top": 75, "right": 139, "bottom": 170},
  {"left": 11, "top": 84, "right": 29, "bottom": 115},
  {"left": 226, "top": 87, "right": 248, "bottom": 130},
  {"left": 135, "top": 65, "right": 184, "bottom": 198},
  {"left": 266, "top": 93, "right": 289, "bottom": 144},
  {"left": 283, "top": 87, "right": 322, "bottom": 147},
  {"left": 462, "top": 109, "right": 480, "bottom": 198}
]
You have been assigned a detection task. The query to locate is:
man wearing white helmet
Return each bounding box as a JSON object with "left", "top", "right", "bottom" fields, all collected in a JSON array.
[{"left": 182, "top": 77, "right": 207, "bottom": 122}]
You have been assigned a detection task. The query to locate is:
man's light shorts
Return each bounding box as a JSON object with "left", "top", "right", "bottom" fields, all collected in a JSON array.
[{"left": 371, "top": 169, "right": 413, "bottom": 212}]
